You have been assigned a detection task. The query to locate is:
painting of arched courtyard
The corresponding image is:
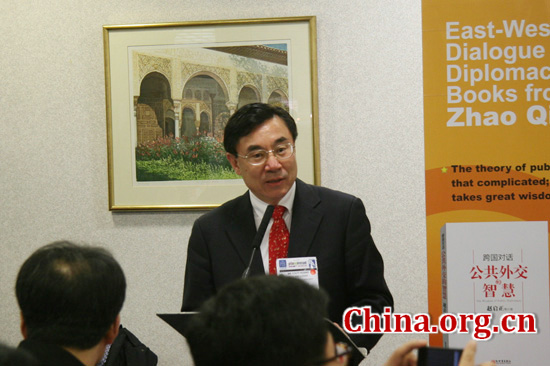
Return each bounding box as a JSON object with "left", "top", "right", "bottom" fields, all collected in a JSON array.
[{"left": 131, "top": 43, "right": 289, "bottom": 181}]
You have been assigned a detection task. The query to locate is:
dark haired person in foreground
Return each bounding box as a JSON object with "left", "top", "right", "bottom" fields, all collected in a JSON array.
[
  {"left": 16, "top": 241, "right": 126, "bottom": 366},
  {"left": 186, "top": 276, "right": 332, "bottom": 366},
  {"left": 186, "top": 276, "right": 493, "bottom": 366},
  {"left": 182, "top": 102, "right": 393, "bottom": 351}
]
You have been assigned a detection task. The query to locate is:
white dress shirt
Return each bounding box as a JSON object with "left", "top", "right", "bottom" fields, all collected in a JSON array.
[{"left": 249, "top": 182, "right": 296, "bottom": 274}]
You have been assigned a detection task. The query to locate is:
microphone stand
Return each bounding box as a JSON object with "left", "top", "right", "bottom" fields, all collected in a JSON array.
[{"left": 242, "top": 205, "right": 274, "bottom": 278}]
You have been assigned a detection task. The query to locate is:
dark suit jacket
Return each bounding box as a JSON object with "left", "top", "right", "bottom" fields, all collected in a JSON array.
[
  {"left": 181, "top": 179, "right": 393, "bottom": 350},
  {"left": 18, "top": 340, "right": 84, "bottom": 366}
]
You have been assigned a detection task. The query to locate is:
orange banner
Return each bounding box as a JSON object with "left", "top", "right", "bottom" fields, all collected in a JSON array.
[{"left": 422, "top": 0, "right": 550, "bottom": 346}]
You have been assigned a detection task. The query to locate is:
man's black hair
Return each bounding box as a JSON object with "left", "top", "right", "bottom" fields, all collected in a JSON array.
[
  {"left": 186, "top": 275, "right": 328, "bottom": 366},
  {"left": 223, "top": 103, "right": 298, "bottom": 156},
  {"left": 15, "top": 241, "right": 126, "bottom": 350}
]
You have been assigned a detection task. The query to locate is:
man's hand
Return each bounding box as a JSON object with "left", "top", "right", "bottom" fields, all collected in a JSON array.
[
  {"left": 459, "top": 340, "right": 495, "bottom": 366},
  {"left": 383, "top": 339, "right": 427, "bottom": 366},
  {"left": 383, "top": 339, "right": 496, "bottom": 366}
]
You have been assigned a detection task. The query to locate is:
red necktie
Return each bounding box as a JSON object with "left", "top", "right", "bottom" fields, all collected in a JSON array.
[{"left": 268, "top": 205, "right": 289, "bottom": 275}]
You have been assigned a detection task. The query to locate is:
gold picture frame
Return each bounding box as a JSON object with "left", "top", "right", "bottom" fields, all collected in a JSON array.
[{"left": 103, "top": 16, "right": 320, "bottom": 211}]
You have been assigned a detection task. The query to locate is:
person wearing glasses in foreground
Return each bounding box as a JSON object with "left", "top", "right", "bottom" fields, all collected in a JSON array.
[
  {"left": 182, "top": 103, "right": 393, "bottom": 352},
  {"left": 185, "top": 275, "right": 493, "bottom": 366}
]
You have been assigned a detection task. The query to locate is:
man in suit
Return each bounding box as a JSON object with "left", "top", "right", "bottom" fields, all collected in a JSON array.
[{"left": 182, "top": 103, "right": 393, "bottom": 351}]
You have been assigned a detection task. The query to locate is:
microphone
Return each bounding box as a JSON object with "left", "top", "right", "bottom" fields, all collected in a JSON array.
[{"left": 242, "top": 205, "right": 275, "bottom": 278}]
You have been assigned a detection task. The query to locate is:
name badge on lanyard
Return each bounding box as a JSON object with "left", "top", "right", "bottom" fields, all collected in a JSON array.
[{"left": 276, "top": 256, "right": 319, "bottom": 288}]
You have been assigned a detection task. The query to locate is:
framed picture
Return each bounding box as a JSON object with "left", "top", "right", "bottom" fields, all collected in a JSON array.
[{"left": 103, "top": 16, "right": 320, "bottom": 211}]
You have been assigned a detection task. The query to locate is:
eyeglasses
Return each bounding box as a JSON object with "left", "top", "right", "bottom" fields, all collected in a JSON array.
[
  {"left": 237, "top": 142, "right": 295, "bottom": 166},
  {"left": 311, "top": 342, "right": 352, "bottom": 365}
]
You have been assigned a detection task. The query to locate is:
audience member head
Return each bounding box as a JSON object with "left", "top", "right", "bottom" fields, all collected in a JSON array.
[
  {"left": 15, "top": 241, "right": 126, "bottom": 350},
  {"left": 185, "top": 275, "right": 333, "bottom": 366},
  {"left": 223, "top": 102, "right": 298, "bottom": 156}
]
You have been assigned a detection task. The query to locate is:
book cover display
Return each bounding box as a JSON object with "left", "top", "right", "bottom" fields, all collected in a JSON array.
[
  {"left": 441, "top": 221, "right": 549, "bottom": 365},
  {"left": 422, "top": 0, "right": 550, "bottom": 360}
]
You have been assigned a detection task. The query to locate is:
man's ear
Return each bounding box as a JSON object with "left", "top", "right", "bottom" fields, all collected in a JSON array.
[
  {"left": 226, "top": 153, "right": 242, "bottom": 175},
  {"left": 20, "top": 312, "right": 28, "bottom": 339},
  {"left": 104, "top": 314, "right": 121, "bottom": 344}
]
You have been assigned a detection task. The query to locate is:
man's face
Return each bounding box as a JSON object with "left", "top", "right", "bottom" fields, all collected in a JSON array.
[{"left": 227, "top": 116, "right": 297, "bottom": 205}]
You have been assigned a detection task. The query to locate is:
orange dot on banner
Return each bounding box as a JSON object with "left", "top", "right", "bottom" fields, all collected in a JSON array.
[{"left": 310, "top": 269, "right": 316, "bottom": 275}]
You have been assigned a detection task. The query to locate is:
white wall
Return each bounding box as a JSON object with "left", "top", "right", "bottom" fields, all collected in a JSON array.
[{"left": 0, "top": 0, "right": 426, "bottom": 364}]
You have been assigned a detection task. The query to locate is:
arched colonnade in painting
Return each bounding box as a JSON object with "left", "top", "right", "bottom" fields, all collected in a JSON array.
[{"left": 133, "top": 46, "right": 289, "bottom": 144}]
